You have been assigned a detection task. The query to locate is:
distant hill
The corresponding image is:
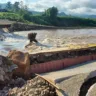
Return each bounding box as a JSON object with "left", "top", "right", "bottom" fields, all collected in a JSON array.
[
  {"left": 82, "top": 15, "right": 96, "bottom": 19},
  {"left": 75, "top": 14, "right": 96, "bottom": 19},
  {"left": 0, "top": 3, "right": 6, "bottom": 9},
  {"left": 58, "top": 12, "right": 67, "bottom": 16},
  {"left": 31, "top": 11, "right": 43, "bottom": 15}
]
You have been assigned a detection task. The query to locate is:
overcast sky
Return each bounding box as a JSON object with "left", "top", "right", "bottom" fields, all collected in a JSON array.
[{"left": 0, "top": 0, "right": 96, "bottom": 15}]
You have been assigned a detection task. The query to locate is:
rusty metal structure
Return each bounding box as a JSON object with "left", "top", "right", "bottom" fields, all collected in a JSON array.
[{"left": 29, "top": 46, "right": 96, "bottom": 74}]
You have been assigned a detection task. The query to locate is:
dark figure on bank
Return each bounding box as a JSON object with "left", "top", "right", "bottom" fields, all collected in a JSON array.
[
  {"left": 25, "top": 33, "right": 38, "bottom": 48},
  {"left": 28, "top": 33, "right": 38, "bottom": 43}
]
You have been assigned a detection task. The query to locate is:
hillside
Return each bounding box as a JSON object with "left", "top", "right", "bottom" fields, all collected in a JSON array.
[
  {"left": 29, "top": 15, "right": 96, "bottom": 27},
  {"left": 75, "top": 14, "right": 96, "bottom": 19}
]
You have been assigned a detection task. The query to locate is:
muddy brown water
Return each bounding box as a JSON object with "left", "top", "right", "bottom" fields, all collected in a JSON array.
[{"left": 0, "top": 28, "right": 96, "bottom": 56}]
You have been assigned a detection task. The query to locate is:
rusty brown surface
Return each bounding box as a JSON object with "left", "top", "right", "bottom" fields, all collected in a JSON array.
[
  {"left": 30, "top": 46, "right": 96, "bottom": 65},
  {"left": 7, "top": 50, "right": 31, "bottom": 78}
]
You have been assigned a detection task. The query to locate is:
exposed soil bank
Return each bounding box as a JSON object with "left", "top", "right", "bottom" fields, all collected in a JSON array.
[
  {"left": 6, "top": 22, "right": 96, "bottom": 32},
  {"left": 8, "top": 23, "right": 58, "bottom": 32}
]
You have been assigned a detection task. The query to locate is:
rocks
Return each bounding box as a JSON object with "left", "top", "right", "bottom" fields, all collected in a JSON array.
[
  {"left": 8, "top": 76, "right": 58, "bottom": 96},
  {"left": 0, "top": 55, "right": 13, "bottom": 85},
  {"left": 9, "top": 78, "right": 26, "bottom": 88},
  {"left": 0, "top": 77, "right": 26, "bottom": 96},
  {"left": 0, "top": 87, "right": 9, "bottom": 96},
  {"left": 7, "top": 50, "right": 30, "bottom": 78},
  {"left": 0, "top": 35, "right": 5, "bottom": 41},
  {"left": 0, "top": 30, "right": 6, "bottom": 41}
]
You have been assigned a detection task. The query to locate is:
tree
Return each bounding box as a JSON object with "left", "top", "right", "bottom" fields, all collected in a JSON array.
[
  {"left": 44, "top": 7, "right": 58, "bottom": 19},
  {"left": 0, "top": 5, "right": 2, "bottom": 9},
  {"left": 23, "top": 13, "right": 32, "bottom": 21},
  {"left": 13, "top": 2, "right": 20, "bottom": 12},
  {"left": 19, "top": 1, "right": 32, "bottom": 21},
  {"left": 6, "top": 2, "right": 12, "bottom": 11},
  {"left": 19, "top": 1, "right": 30, "bottom": 15}
]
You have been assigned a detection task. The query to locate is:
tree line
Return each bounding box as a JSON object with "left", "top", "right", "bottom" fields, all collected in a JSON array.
[{"left": 5, "top": 1, "right": 31, "bottom": 15}]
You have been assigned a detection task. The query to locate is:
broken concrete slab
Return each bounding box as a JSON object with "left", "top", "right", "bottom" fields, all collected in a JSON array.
[
  {"left": 57, "top": 70, "right": 96, "bottom": 96},
  {"left": 86, "top": 83, "right": 96, "bottom": 96},
  {"left": 57, "top": 73, "right": 89, "bottom": 96},
  {"left": 41, "top": 61, "right": 96, "bottom": 83}
]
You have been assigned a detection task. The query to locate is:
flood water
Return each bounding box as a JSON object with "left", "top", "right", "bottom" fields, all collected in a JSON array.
[{"left": 0, "top": 28, "right": 96, "bottom": 56}]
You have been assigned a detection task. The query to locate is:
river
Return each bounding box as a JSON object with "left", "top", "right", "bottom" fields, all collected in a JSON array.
[{"left": 0, "top": 28, "right": 96, "bottom": 56}]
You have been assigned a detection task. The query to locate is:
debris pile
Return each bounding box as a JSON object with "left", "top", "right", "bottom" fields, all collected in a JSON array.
[
  {"left": 0, "top": 76, "right": 58, "bottom": 96},
  {"left": 0, "top": 77, "right": 26, "bottom": 96},
  {"left": 9, "top": 76, "right": 58, "bottom": 96},
  {"left": 0, "top": 52, "right": 58, "bottom": 96},
  {"left": 0, "top": 55, "right": 12, "bottom": 86}
]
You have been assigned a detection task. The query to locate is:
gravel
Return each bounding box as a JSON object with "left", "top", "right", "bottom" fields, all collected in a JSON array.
[{"left": 0, "top": 76, "right": 58, "bottom": 96}]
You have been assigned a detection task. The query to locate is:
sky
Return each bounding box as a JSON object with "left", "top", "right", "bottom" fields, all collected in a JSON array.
[{"left": 0, "top": 0, "right": 96, "bottom": 15}]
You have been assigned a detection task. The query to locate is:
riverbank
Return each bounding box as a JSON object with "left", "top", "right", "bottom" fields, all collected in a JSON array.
[
  {"left": 0, "top": 20, "right": 96, "bottom": 33},
  {"left": 8, "top": 23, "right": 96, "bottom": 32}
]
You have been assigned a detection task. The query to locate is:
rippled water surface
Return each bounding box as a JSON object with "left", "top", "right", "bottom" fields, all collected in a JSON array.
[{"left": 0, "top": 28, "right": 96, "bottom": 55}]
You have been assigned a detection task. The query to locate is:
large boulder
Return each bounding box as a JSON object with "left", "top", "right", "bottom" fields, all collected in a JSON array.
[
  {"left": 0, "top": 55, "right": 13, "bottom": 85},
  {"left": 7, "top": 50, "right": 30, "bottom": 78},
  {"left": 0, "top": 34, "right": 5, "bottom": 41}
]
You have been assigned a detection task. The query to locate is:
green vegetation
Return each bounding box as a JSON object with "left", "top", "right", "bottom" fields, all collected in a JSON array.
[
  {"left": 0, "top": 12, "right": 24, "bottom": 21},
  {"left": 57, "top": 16, "right": 96, "bottom": 27},
  {"left": 0, "top": 1, "right": 96, "bottom": 27},
  {"left": 0, "top": 1, "right": 33, "bottom": 23}
]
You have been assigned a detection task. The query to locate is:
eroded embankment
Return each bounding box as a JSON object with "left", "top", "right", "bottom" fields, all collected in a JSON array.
[
  {"left": 6, "top": 22, "right": 96, "bottom": 32},
  {"left": 8, "top": 23, "right": 58, "bottom": 32}
]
